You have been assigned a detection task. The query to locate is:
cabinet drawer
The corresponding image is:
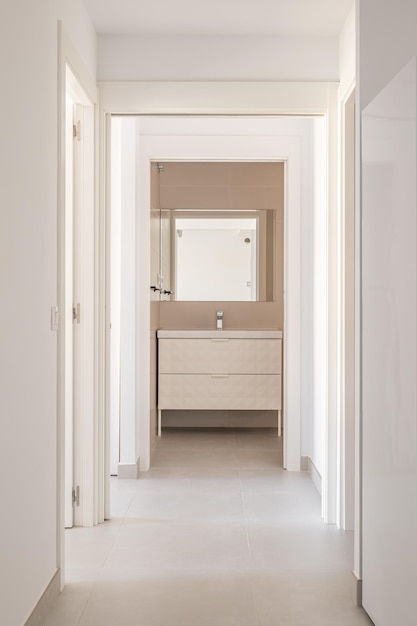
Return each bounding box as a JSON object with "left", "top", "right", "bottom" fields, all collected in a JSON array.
[
  {"left": 159, "top": 338, "right": 281, "bottom": 374},
  {"left": 158, "top": 374, "right": 281, "bottom": 410}
]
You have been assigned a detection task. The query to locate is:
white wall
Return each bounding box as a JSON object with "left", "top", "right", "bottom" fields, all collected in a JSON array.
[
  {"left": 339, "top": 3, "right": 355, "bottom": 99},
  {"left": 359, "top": 0, "right": 417, "bottom": 109},
  {"left": 97, "top": 34, "right": 339, "bottom": 82},
  {"left": 0, "top": 2, "right": 96, "bottom": 624}
]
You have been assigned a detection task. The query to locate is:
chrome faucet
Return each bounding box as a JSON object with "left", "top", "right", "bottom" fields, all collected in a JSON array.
[{"left": 216, "top": 310, "right": 223, "bottom": 330}]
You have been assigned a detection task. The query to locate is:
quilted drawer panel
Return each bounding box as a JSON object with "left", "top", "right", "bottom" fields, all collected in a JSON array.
[
  {"left": 158, "top": 374, "right": 281, "bottom": 410},
  {"left": 158, "top": 339, "right": 282, "bottom": 374}
]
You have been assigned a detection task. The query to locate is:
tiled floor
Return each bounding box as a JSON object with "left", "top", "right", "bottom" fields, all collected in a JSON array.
[{"left": 43, "top": 428, "right": 372, "bottom": 625}]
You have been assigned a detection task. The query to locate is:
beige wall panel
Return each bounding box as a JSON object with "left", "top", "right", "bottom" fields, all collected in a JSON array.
[
  {"left": 159, "top": 301, "right": 282, "bottom": 330},
  {"left": 159, "top": 161, "right": 231, "bottom": 186},
  {"left": 160, "top": 185, "right": 231, "bottom": 209},
  {"left": 228, "top": 161, "right": 283, "bottom": 187},
  {"left": 229, "top": 186, "right": 280, "bottom": 211}
]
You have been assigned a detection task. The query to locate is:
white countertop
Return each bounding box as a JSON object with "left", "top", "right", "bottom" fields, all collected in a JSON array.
[{"left": 157, "top": 329, "right": 282, "bottom": 339}]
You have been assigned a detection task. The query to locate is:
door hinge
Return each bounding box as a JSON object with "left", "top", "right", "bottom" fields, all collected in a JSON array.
[
  {"left": 73, "top": 120, "right": 81, "bottom": 141},
  {"left": 72, "top": 303, "right": 81, "bottom": 324},
  {"left": 51, "top": 306, "right": 59, "bottom": 331},
  {"left": 72, "top": 486, "right": 80, "bottom": 507}
]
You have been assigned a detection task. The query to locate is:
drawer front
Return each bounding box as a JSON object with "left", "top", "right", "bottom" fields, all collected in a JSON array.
[
  {"left": 158, "top": 374, "right": 281, "bottom": 410},
  {"left": 159, "top": 338, "right": 282, "bottom": 374}
]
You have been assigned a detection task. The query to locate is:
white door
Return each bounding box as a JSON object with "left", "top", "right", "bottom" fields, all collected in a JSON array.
[
  {"left": 64, "top": 95, "right": 75, "bottom": 528},
  {"left": 361, "top": 58, "right": 417, "bottom": 625},
  {"left": 64, "top": 101, "right": 84, "bottom": 528},
  {"left": 72, "top": 103, "right": 84, "bottom": 527}
]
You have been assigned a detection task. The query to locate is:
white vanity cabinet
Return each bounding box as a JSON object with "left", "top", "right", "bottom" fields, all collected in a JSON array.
[{"left": 157, "top": 330, "right": 282, "bottom": 435}]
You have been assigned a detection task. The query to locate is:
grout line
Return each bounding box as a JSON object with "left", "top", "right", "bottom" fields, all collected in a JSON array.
[{"left": 238, "top": 469, "right": 261, "bottom": 626}]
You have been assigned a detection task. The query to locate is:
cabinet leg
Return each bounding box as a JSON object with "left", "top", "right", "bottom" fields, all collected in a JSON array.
[
  {"left": 278, "top": 410, "right": 282, "bottom": 437},
  {"left": 158, "top": 409, "right": 162, "bottom": 437}
]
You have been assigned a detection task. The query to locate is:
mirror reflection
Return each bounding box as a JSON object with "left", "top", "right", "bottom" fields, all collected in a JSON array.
[{"left": 160, "top": 209, "right": 275, "bottom": 302}]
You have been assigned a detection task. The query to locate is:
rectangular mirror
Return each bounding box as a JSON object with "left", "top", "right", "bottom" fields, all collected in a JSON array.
[{"left": 160, "top": 209, "right": 275, "bottom": 302}]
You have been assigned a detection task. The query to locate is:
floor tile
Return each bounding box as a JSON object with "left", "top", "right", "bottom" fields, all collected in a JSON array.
[
  {"left": 252, "top": 570, "right": 373, "bottom": 626},
  {"left": 158, "top": 427, "right": 238, "bottom": 450},
  {"left": 43, "top": 428, "right": 361, "bottom": 626},
  {"left": 235, "top": 427, "right": 281, "bottom": 448},
  {"left": 79, "top": 571, "right": 258, "bottom": 626},
  {"left": 42, "top": 582, "right": 94, "bottom": 626},
  {"left": 106, "top": 520, "right": 251, "bottom": 571},
  {"left": 247, "top": 525, "right": 353, "bottom": 571},
  {"left": 242, "top": 489, "right": 322, "bottom": 526},
  {"left": 236, "top": 448, "right": 282, "bottom": 468},
  {"left": 64, "top": 540, "right": 114, "bottom": 573},
  {"left": 239, "top": 468, "right": 313, "bottom": 494},
  {"left": 126, "top": 489, "right": 245, "bottom": 523},
  {"left": 136, "top": 467, "right": 242, "bottom": 495}
]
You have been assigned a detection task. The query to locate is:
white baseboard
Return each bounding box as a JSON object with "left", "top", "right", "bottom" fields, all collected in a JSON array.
[
  {"left": 24, "top": 569, "right": 61, "bottom": 626},
  {"left": 352, "top": 571, "right": 363, "bottom": 607},
  {"left": 118, "top": 458, "right": 140, "bottom": 479},
  {"left": 308, "top": 458, "right": 322, "bottom": 496}
]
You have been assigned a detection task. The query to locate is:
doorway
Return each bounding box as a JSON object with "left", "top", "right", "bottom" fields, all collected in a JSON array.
[
  {"left": 107, "top": 115, "right": 322, "bottom": 515},
  {"left": 150, "top": 160, "right": 284, "bottom": 442}
]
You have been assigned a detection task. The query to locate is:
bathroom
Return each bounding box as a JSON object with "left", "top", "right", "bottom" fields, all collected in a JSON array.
[{"left": 151, "top": 158, "right": 283, "bottom": 439}]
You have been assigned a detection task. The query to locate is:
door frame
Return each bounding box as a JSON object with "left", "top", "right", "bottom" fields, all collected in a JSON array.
[
  {"left": 337, "top": 83, "right": 356, "bottom": 530},
  {"left": 136, "top": 134, "right": 301, "bottom": 472},
  {"left": 57, "top": 23, "right": 99, "bottom": 588},
  {"left": 99, "top": 81, "right": 339, "bottom": 520}
]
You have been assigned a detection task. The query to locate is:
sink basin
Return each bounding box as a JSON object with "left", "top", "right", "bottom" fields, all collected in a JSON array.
[{"left": 157, "top": 329, "right": 282, "bottom": 339}]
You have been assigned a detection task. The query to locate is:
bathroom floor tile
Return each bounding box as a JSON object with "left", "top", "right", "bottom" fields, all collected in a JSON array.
[{"left": 236, "top": 448, "right": 283, "bottom": 468}]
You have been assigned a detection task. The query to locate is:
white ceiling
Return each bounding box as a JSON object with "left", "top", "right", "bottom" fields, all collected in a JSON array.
[{"left": 84, "top": 0, "right": 353, "bottom": 37}]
